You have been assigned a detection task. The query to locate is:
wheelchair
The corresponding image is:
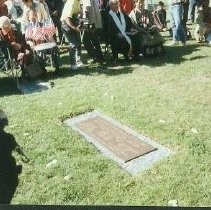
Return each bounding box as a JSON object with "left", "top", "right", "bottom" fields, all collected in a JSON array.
[{"left": 0, "top": 41, "right": 21, "bottom": 89}]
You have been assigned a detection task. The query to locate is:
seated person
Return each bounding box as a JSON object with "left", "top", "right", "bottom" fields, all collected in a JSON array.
[
  {"left": 21, "top": 0, "right": 49, "bottom": 35},
  {"left": 107, "top": 0, "right": 139, "bottom": 61},
  {"left": 129, "top": 0, "right": 164, "bottom": 56},
  {"left": 194, "top": 0, "right": 211, "bottom": 44},
  {"left": 0, "top": 16, "right": 45, "bottom": 78},
  {"left": 25, "top": 9, "right": 59, "bottom": 71},
  {"left": 152, "top": 1, "right": 167, "bottom": 32},
  {"left": 25, "top": 9, "right": 55, "bottom": 46}
]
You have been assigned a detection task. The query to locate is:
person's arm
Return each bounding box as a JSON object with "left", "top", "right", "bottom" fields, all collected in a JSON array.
[
  {"left": 37, "top": 2, "right": 49, "bottom": 21},
  {"left": 55, "top": 0, "right": 64, "bottom": 17},
  {"left": 15, "top": 146, "right": 30, "bottom": 163},
  {"left": 8, "top": 133, "right": 30, "bottom": 163},
  {"left": 65, "top": 17, "right": 81, "bottom": 32}
]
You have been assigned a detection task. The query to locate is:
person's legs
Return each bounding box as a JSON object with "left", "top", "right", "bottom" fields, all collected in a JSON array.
[
  {"left": 55, "top": 19, "right": 63, "bottom": 44},
  {"left": 74, "top": 31, "right": 82, "bottom": 64},
  {"left": 171, "top": 5, "right": 187, "bottom": 44},
  {"left": 189, "top": 0, "right": 197, "bottom": 23},
  {"left": 83, "top": 31, "right": 96, "bottom": 59},
  {"left": 62, "top": 28, "right": 79, "bottom": 66},
  {"left": 131, "top": 34, "right": 142, "bottom": 59},
  {"left": 169, "top": 5, "right": 177, "bottom": 43},
  {"left": 183, "top": 0, "right": 189, "bottom": 24},
  {"left": 90, "top": 31, "right": 103, "bottom": 61}
]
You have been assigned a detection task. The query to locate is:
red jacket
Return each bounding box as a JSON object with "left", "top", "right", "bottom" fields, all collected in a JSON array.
[{"left": 119, "top": 0, "right": 134, "bottom": 15}]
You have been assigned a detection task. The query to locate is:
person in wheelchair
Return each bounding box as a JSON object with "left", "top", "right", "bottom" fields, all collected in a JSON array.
[
  {"left": 0, "top": 15, "right": 45, "bottom": 79},
  {"left": 129, "top": 0, "right": 164, "bottom": 56}
]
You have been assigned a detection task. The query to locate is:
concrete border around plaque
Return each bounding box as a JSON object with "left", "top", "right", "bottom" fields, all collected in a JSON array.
[{"left": 64, "top": 110, "right": 173, "bottom": 174}]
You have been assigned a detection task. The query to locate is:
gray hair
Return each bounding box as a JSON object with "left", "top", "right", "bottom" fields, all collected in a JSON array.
[
  {"left": 0, "top": 16, "right": 11, "bottom": 29},
  {"left": 109, "top": 0, "right": 119, "bottom": 6}
]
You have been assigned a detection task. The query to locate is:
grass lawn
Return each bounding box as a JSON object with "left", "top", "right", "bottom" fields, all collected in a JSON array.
[{"left": 0, "top": 19, "right": 211, "bottom": 207}]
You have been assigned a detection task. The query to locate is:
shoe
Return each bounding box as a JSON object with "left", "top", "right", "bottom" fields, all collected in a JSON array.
[
  {"left": 70, "top": 65, "right": 78, "bottom": 70},
  {"left": 182, "top": 42, "right": 186, "bottom": 46},
  {"left": 169, "top": 41, "right": 179, "bottom": 46},
  {"left": 76, "top": 61, "right": 84, "bottom": 68}
]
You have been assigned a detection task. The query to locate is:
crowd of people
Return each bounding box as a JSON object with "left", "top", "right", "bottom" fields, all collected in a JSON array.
[{"left": 0, "top": 0, "right": 211, "bottom": 77}]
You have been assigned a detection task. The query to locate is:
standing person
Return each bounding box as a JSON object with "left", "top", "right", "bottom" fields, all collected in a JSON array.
[
  {"left": 81, "top": 0, "right": 104, "bottom": 63},
  {"left": 119, "top": 0, "right": 134, "bottom": 14},
  {"left": 189, "top": 0, "right": 200, "bottom": 23},
  {"left": 169, "top": 0, "right": 187, "bottom": 46},
  {"left": 0, "top": 0, "right": 8, "bottom": 17},
  {"left": 0, "top": 109, "right": 29, "bottom": 204},
  {"left": 183, "top": 0, "right": 189, "bottom": 25},
  {"left": 60, "top": 0, "right": 84, "bottom": 70},
  {"left": 39, "top": 0, "right": 51, "bottom": 17},
  {"left": 45, "top": 0, "right": 64, "bottom": 44}
]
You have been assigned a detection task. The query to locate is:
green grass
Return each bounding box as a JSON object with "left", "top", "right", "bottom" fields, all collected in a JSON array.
[{"left": 1, "top": 30, "right": 211, "bottom": 206}]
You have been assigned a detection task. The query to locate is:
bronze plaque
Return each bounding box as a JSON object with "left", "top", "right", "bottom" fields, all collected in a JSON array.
[{"left": 75, "top": 116, "right": 157, "bottom": 163}]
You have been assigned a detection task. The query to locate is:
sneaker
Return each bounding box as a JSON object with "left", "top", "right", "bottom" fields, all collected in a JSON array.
[
  {"left": 76, "top": 61, "right": 84, "bottom": 68},
  {"left": 70, "top": 65, "right": 78, "bottom": 70},
  {"left": 181, "top": 42, "right": 186, "bottom": 46}
]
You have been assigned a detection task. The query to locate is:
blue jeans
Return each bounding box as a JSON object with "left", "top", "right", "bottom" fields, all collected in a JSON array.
[
  {"left": 170, "top": 4, "right": 187, "bottom": 42},
  {"left": 61, "top": 26, "right": 81, "bottom": 65}
]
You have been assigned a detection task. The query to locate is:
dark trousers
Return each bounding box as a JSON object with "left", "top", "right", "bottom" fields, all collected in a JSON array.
[
  {"left": 61, "top": 27, "right": 81, "bottom": 65},
  {"left": 189, "top": 0, "right": 198, "bottom": 22},
  {"left": 52, "top": 17, "right": 63, "bottom": 43},
  {"left": 110, "top": 34, "right": 130, "bottom": 59},
  {"left": 82, "top": 30, "right": 103, "bottom": 61},
  {"left": 183, "top": 0, "right": 189, "bottom": 24}
]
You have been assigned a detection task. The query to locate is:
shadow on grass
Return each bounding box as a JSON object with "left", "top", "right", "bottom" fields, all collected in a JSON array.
[
  {"left": 44, "top": 43, "right": 207, "bottom": 81},
  {"left": 0, "top": 76, "right": 20, "bottom": 97},
  {"left": 163, "top": 44, "right": 205, "bottom": 64},
  {"left": 132, "top": 43, "right": 207, "bottom": 68},
  {"left": 46, "top": 53, "right": 135, "bottom": 80},
  {"left": 0, "top": 43, "right": 208, "bottom": 96}
]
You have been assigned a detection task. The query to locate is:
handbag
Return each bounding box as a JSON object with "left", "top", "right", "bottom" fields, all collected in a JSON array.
[{"left": 25, "top": 61, "right": 44, "bottom": 79}]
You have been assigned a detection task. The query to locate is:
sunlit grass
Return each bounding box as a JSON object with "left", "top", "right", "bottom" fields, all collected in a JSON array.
[{"left": 0, "top": 24, "right": 211, "bottom": 206}]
